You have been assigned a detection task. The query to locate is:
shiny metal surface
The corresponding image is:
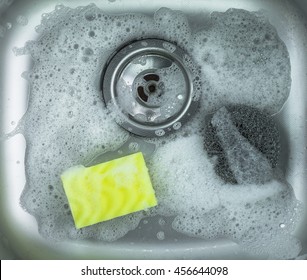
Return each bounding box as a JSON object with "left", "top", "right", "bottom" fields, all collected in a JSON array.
[
  {"left": 102, "top": 39, "right": 200, "bottom": 137},
  {"left": 0, "top": 0, "right": 307, "bottom": 259}
]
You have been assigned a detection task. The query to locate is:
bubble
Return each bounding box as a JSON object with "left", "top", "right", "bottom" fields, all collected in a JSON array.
[
  {"left": 88, "top": 31, "right": 95, "bottom": 37},
  {"left": 84, "top": 12, "right": 96, "bottom": 21},
  {"left": 141, "top": 41, "right": 148, "bottom": 47},
  {"left": 173, "top": 122, "right": 181, "bottom": 130},
  {"left": 163, "top": 42, "right": 176, "bottom": 52},
  {"left": 155, "top": 129, "right": 165, "bottom": 137},
  {"left": 157, "top": 231, "right": 165, "bottom": 240},
  {"left": 158, "top": 218, "right": 166, "bottom": 226}
]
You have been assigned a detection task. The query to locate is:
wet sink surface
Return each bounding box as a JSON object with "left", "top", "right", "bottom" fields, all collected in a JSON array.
[{"left": 0, "top": 0, "right": 307, "bottom": 259}]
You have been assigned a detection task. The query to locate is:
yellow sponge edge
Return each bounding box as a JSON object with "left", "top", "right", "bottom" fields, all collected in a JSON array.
[{"left": 61, "top": 152, "right": 157, "bottom": 229}]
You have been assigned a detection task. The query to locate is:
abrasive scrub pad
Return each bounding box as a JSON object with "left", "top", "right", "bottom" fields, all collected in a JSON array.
[
  {"left": 204, "top": 105, "right": 280, "bottom": 184},
  {"left": 61, "top": 152, "right": 157, "bottom": 229}
]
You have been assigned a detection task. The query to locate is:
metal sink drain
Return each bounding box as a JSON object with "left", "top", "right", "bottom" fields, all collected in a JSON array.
[{"left": 102, "top": 39, "right": 201, "bottom": 137}]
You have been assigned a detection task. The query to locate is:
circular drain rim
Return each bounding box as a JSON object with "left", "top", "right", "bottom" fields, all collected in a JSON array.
[{"left": 102, "top": 39, "right": 201, "bottom": 137}]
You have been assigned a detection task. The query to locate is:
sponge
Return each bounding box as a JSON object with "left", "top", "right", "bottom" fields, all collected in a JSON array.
[
  {"left": 204, "top": 105, "right": 280, "bottom": 184},
  {"left": 61, "top": 152, "right": 157, "bottom": 229}
]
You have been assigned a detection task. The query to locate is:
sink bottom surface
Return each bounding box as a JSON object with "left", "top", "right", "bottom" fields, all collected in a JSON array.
[{"left": 0, "top": 0, "right": 307, "bottom": 259}]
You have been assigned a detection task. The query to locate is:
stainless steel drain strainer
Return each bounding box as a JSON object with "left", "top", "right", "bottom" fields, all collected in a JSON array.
[{"left": 102, "top": 39, "right": 201, "bottom": 137}]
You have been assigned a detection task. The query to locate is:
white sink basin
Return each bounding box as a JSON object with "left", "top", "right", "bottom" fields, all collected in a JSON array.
[{"left": 0, "top": 0, "right": 306, "bottom": 259}]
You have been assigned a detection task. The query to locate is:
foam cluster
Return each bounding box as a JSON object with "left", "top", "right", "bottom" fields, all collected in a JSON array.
[
  {"left": 154, "top": 8, "right": 192, "bottom": 48},
  {"left": 172, "top": 179, "right": 302, "bottom": 259},
  {"left": 192, "top": 9, "right": 291, "bottom": 114},
  {"left": 12, "top": 4, "right": 302, "bottom": 259},
  {"left": 16, "top": 4, "right": 198, "bottom": 242},
  {"left": 149, "top": 135, "right": 221, "bottom": 216}
]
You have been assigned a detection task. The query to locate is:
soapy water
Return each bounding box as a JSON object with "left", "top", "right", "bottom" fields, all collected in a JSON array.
[
  {"left": 8, "top": 4, "right": 303, "bottom": 258},
  {"left": 192, "top": 9, "right": 291, "bottom": 114},
  {"left": 0, "top": 0, "right": 15, "bottom": 37}
]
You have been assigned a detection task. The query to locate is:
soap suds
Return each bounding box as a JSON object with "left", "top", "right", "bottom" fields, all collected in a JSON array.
[
  {"left": 149, "top": 135, "right": 221, "bottom": 216},
  {"left": 172, "top": 180, "right": 303, "bottom": 259},
  {"left": 11, "top": 4, "right": 302, "bottom": 259},
  {"left": 192, "top": 9, "right": 291, "bottom": 114}
]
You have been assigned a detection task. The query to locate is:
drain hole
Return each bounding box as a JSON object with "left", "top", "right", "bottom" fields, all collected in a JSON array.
[
  {"left": 144, "top": 73, "right": 160, "bottom": 82},
  {"left": 137, "top": 86, "right": 148, "bottom": 102}
]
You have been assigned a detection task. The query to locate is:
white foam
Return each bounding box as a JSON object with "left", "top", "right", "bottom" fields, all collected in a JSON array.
[
  {"left": 173, "top": 181, "right": 303, "bottom": 259},
  {"left": 154, "top": 7, "right": 191, "bottom": 47},
  {"left": 149, "top": 135, "right": 221, "bottom": 216},
  {"left": 192, "top": 9, "right": 291, "bottom": 114},
  {"left": 14, "top": 4, "right": 302, "bottom": 258}
]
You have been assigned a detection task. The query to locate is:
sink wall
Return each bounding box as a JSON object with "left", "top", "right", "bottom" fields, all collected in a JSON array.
[{"left": 0, "top": 0, "right": 307, "bottom": 259}]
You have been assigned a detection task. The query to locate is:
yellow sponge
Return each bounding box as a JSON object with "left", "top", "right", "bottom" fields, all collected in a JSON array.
[{"left": 61, "top": 152, "right": 157, "bottom": 229}]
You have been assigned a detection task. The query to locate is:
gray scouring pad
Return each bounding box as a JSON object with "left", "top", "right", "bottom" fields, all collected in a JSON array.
[{"left": 204, "top": 105, "right": 280, "bottom": 184}]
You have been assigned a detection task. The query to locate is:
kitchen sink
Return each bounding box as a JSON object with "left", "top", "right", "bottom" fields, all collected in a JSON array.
[{"left": 0, "top": 0, "right": 307, "bottom": 259}]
